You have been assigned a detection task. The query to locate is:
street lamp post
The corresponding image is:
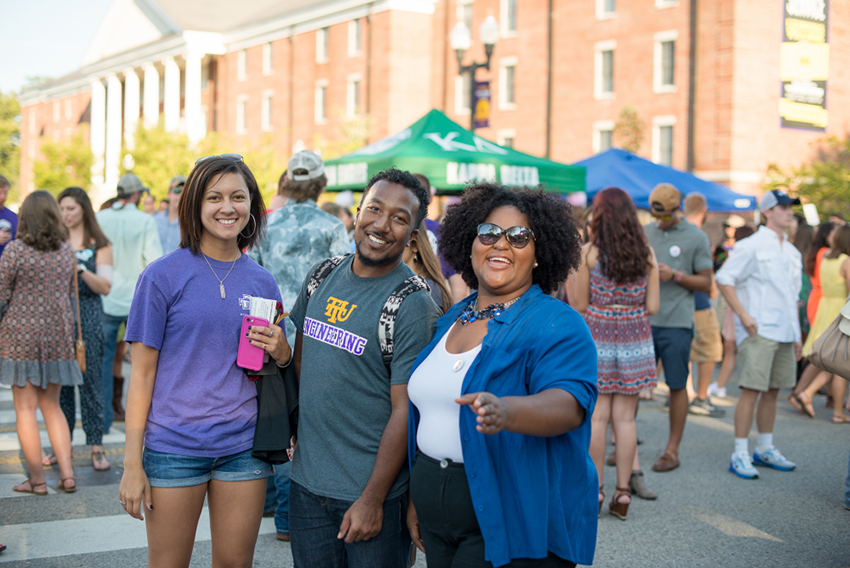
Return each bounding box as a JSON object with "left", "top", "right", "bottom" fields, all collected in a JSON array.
[{"left": 450, "top": 15, "right": 500, "bottom": 131}]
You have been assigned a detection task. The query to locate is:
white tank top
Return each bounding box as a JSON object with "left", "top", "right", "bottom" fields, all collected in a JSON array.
[{"left": 408, "top": 322, "right": 482, "bottom": 463}]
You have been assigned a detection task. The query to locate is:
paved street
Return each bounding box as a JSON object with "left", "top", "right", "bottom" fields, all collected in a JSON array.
[{"left": 1, "top": 373, "right": 849, "bottom": 567}]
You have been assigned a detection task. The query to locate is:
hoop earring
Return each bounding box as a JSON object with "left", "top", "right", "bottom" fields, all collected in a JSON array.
[{"left": 240, "top": 214, "right": 257, "bottom": 238}]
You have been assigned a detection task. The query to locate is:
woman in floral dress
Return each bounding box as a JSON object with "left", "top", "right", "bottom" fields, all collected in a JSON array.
[
  {"left": 572, "top": 187, "right": 659, "bottom": 521},
  {"left": 0, "top": 191, "right": 82, "bottom": 494}
]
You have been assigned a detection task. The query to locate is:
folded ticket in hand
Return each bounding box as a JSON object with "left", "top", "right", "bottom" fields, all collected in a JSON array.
[{"left": 249, "top": 296, "right": 277, "bottom": 323}]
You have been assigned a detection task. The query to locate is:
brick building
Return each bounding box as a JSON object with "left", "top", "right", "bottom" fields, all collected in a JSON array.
[{"left": 18, "top": 0, "right": 849, "bottom": 205}]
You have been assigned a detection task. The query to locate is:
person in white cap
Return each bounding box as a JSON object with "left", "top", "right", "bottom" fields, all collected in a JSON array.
[
  {"left": 96, "top": 173, "right": 162, "bottom": 431},
  {"left": 716, "top": 189, "right": 802, "bottom": 479},
  {"left": 248, "top": 150, "right": 349, "bottom": 541}
]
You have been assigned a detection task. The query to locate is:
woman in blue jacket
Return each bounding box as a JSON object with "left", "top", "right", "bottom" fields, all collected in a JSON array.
[{"left": 406, "top": 184, "right": 598, "bottom": 568}]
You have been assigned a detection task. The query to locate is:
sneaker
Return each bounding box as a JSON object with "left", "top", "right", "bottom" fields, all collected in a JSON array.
[
  {"left": 689, "top": 396, "right": 726, "bottom": 417},
  {"left": 729, "top": 453, "right": 759, "bottom": 479},
  {"left": 707, "top": 382, "right": 726, "bottom": 398},
  {"left": 752, "top": 447, "right": 796, "bottom": 471}
]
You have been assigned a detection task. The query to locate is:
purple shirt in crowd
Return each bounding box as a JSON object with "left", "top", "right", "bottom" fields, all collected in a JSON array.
[
  {"left": 0, "top": 207, "right": 18, "bottom": 257},
  {"left": 125, "top": 247, "right": 283, "bottom": 457}
]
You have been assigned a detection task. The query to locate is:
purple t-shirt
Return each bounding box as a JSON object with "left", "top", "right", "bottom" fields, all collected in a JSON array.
[
  {"left": 424, "top": 218, "right": 456, "bottom": 279},
  {"left": 0, "top": 207, "right": 18, "bottom": 257},
  {"left": 125, "top": 248, "right": 283, "bottom": 457}
]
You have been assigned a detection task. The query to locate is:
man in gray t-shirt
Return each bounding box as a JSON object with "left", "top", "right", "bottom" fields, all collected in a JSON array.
[
  {"left": 643, "top": 184, "right": 712, "bottom": 474},
  {"left": 289, "top": 169, "right": 439, "bottom": 567}
]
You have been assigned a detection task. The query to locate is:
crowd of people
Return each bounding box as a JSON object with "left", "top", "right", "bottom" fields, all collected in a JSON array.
[{"left": 0, "top": 149, "right": 849, "bottom": 567}]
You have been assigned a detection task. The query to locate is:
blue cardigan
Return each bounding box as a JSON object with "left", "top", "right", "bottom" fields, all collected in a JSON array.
[{"left": 407, "top": 285, "right": 599, "bottom": 567}]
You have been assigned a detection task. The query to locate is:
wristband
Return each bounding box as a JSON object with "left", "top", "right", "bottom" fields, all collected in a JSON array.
[{"left": 674, "top": 269, "right": 683, "bottom": 283}]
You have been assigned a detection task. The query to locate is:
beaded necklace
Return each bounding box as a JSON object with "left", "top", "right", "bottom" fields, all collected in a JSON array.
[{"left": 459, "top": 296, "right": 521, "bottom": 325}]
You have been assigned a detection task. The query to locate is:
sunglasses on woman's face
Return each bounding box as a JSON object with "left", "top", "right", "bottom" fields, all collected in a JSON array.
[
  {"left": 476, "top": 223, "right": 536, "bottom": 249},
  {"left": 195, "top": 153, "right": 244, "bottom": 165}
]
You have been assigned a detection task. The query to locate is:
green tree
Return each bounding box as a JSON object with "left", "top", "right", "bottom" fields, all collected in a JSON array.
[
  {"left": 0, "top": 92, "right": 21, "bottom": 202},
  {"left": 764, "top": 135, "right": 850, "bottom": 218},
  {"left": 32, "top": 126, "right": 93, "bottom": 195},
  {"left": 121, "top": 123, "right": 196, "bottom": 200},
  {"left": 613, "top": 104, "right": 645, "bottom": 154}
]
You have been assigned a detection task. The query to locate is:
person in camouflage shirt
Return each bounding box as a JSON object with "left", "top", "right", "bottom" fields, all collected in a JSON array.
[
  {"left": 248, "top": 150, "right": 349, "bottom": 541},
  {"left": 250, "top": 151, "right": 350, "bottom": 342}
]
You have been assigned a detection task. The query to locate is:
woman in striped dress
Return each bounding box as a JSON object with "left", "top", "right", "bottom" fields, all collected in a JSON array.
[{"left": 573, "top": 187, "right": 659, "bottom": 521}]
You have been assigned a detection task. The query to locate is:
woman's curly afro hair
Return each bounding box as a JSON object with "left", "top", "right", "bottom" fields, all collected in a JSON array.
[{"left": 439, "top": 183, "right": 582, "bottom": 294}]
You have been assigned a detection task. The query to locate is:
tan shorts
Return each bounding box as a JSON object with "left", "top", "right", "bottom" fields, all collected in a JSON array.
[
  {"left": 737, "top": 335, "right": 796, "bottom": 392},
  {"left": 690, "top": 308, "right": 723, "bottom": 363}
]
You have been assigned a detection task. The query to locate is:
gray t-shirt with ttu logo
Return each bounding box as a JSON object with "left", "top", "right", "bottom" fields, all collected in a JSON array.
[{"left": 289, "top": 255, "right": 439, "bottom": 502}]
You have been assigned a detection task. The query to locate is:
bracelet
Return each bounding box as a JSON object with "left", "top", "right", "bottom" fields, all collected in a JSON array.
[
  {"left": 674, "top": 269, "right": 684, "bottom": 283},
  {"left": 276, "top": 352, "right": 294, "bottom": 368}
]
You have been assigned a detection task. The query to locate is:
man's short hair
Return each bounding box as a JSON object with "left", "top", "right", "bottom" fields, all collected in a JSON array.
[
  {"left": 683, "top": 192, "right": 707, "bottom": 216},
  {"left": 359, "top": 168, "right": 430, "bottom": 227},
  {"left": 0, "top": 174, "right": 10, "bottom": 189},
  {"left": 321, "top": 202, "right": 344, "bottom": 217}
]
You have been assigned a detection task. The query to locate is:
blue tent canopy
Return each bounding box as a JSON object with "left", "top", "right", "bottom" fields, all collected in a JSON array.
[{"left": 575, "top": 148, "right": 757, "bottom": 212}]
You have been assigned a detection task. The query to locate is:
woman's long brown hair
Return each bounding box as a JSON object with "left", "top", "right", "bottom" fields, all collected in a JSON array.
[
  {"left": 17, "top": 190, "right": 68, "bottom": 252},
  {"left": 412, "top": 226, "right": 452, "bottom": 313},
  {"left": 590, "top": 187, "right": 652, "bottom": 284},
  {"left": 58, "top": 187, "right": 110, "bottom": 249}
]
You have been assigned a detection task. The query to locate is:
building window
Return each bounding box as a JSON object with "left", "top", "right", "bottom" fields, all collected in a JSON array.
[
  {"left": 237, "top": 49, "right": 247, "bottom": 81},
  {"left": 499, "top": 57, "right": 517, "bottom": 109},
  {"left": 455, "top": 73, "right": 471, "bottom": 114},
  {"left": 316, "top": 28, "right": 329, "bottom": 63},
  {"left": 593, "top": 120, "right": 615, "bottom": 153},
  {"left": 236, "top": 95, "right": 248, "bottom": 134},
  {"left": 501, "top": 0, "right": 517, "bottom": 36},
  {"left": 348, "top": 19, "right": 362, "bottom": 56},
  {"left": 262, "top": 43, "right": 273, "bottom": 75},
  {"left": 64, "top": 99, "right": 73, "bottom": 120},
  {"left": 457, "top": 0, "right": 473, "bottom": 31},
  {"left": 315, "top": 81, "right": 328, "bottom": 124},
  {"left": 347, "top": 75, "right": 362, "bottom": 118},
  {"left": 597, "top": 0, "right": 615, "bottom": 19},
  {"left": 594, "top": 40, "right": 616, "bottom": 99},
  {"left": 656, "top": 0, "right": 678, "bottom": 7},
  {"left": 202, "top": 62, "right": 210, "bottom": 92},
  {"left": 498, "top": 129, "right": 516, "bottom": 148},
  {"left": 261, "top": 90, "right": 273, "bottom": 131},
  {"left": 652, "top": 116, "right": 676, "bottom": 166},
  {"left": 53, "top": 101, "right": 60, "bottom": 122},
  {"left": 654, "top": 31, "right": 677, "bottom": 92}
]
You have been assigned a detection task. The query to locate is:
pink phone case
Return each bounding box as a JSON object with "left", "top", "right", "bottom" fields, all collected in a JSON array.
[{"left": 237, "top": 315, "right": 268, "bottom": 371}]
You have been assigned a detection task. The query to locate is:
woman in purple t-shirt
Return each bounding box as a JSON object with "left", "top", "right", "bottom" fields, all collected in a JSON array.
[{"left": 118, "top": 156, "right": 291, "bottom": 566}]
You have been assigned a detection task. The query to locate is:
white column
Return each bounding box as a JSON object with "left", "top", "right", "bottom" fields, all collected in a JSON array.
[
  {"left": 123, "top": 68, "right": 140, "bottom": 149},
  {"left": 143, "top": 63, "right": 160, "bottom": 128},
  {"left": 163, "top": 57, "right": 181, "bottom": 132},
  {"left": 89, "top": 79, "right": 106, "bottom": 194},
  {"left": 184, "top": 51, "right": 205, "bottom": 144},
  {"left": 105, "top": 74, "right": 123, "bottom": 194}
]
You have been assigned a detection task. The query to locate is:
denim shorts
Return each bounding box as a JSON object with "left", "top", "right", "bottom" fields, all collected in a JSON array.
[{"left": 143, "top": 447, "right": 273, "bottom": 488}]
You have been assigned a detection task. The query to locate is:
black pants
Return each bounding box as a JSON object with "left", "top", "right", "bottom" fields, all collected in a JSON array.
[{"left": 410, "top": 452, "right": 576, "bottom": 568}]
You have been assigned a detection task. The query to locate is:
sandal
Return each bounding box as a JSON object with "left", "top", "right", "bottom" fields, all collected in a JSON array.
[
  {"left": 598, "top": 488, "right": 605, "bottom": 517},
  {"left": 609, "top": 486, "right": 631, "bottom": 521},
  {"left": 42, "top": 453, "right": 58, "bottom": 467},
  {"left": 57, "top": 477, "right": 76, "bottom": 493},
  {"left": 13, "top": 478, "right": 48, "bottom": 495},
  {"left": 832, "top": 414, "right": 850, "bottom": 424},
  {"left": 796, "top": 392, "right": 816, "bottom": 418},
  {"left": 788, "top": 394, "right": 805, "bottom": 415},
  {"left": 92, "top": 450, "right": 111, "bottom": 471}
]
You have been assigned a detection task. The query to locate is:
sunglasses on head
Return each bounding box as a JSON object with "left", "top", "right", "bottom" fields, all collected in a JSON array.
[
  {"left": 477, "top": 223, "right": 535, "bottom": 249},
  {"left": 195, "top": 153, "right": 244, "bottom": 165}
]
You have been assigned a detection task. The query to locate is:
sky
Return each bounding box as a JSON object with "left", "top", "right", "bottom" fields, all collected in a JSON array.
[{"left": 0, "top": 0, "right": 114, "bottom": 93}]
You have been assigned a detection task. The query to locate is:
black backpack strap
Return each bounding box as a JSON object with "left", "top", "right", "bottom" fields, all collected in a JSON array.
[
  {"left": 378, "top": 275, "right": 431, "bottom": 370},
  {"left": 306, "top": 254, "right": 350, "bottom": 300}
]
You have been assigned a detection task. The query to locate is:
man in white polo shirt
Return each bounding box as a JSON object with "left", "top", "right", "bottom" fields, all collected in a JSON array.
[{"left": 716, "top": 189, "right": 802, "bottom": 479}]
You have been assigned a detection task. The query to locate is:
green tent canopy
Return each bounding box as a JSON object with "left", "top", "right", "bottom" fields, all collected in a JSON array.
[{"left": 324, "top": 109, "right": 585, "bottom": 194}]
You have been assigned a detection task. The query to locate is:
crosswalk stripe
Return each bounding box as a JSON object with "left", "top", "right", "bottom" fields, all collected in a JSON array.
[{"left": 0, "top": 508, "right": 278, "bottom": 563}]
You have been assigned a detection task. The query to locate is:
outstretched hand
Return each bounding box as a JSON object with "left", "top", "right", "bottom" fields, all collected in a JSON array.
[{"left": 456, "top": 392, "right": 510, "bottom": 435}]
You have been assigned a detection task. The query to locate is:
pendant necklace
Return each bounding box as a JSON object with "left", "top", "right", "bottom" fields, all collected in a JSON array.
[
  {"left": 202, "top": 252, "right": 239, "bottom": 299},
  {"left": 459, "top": 296, "right": 521, "bottom": 325}
]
